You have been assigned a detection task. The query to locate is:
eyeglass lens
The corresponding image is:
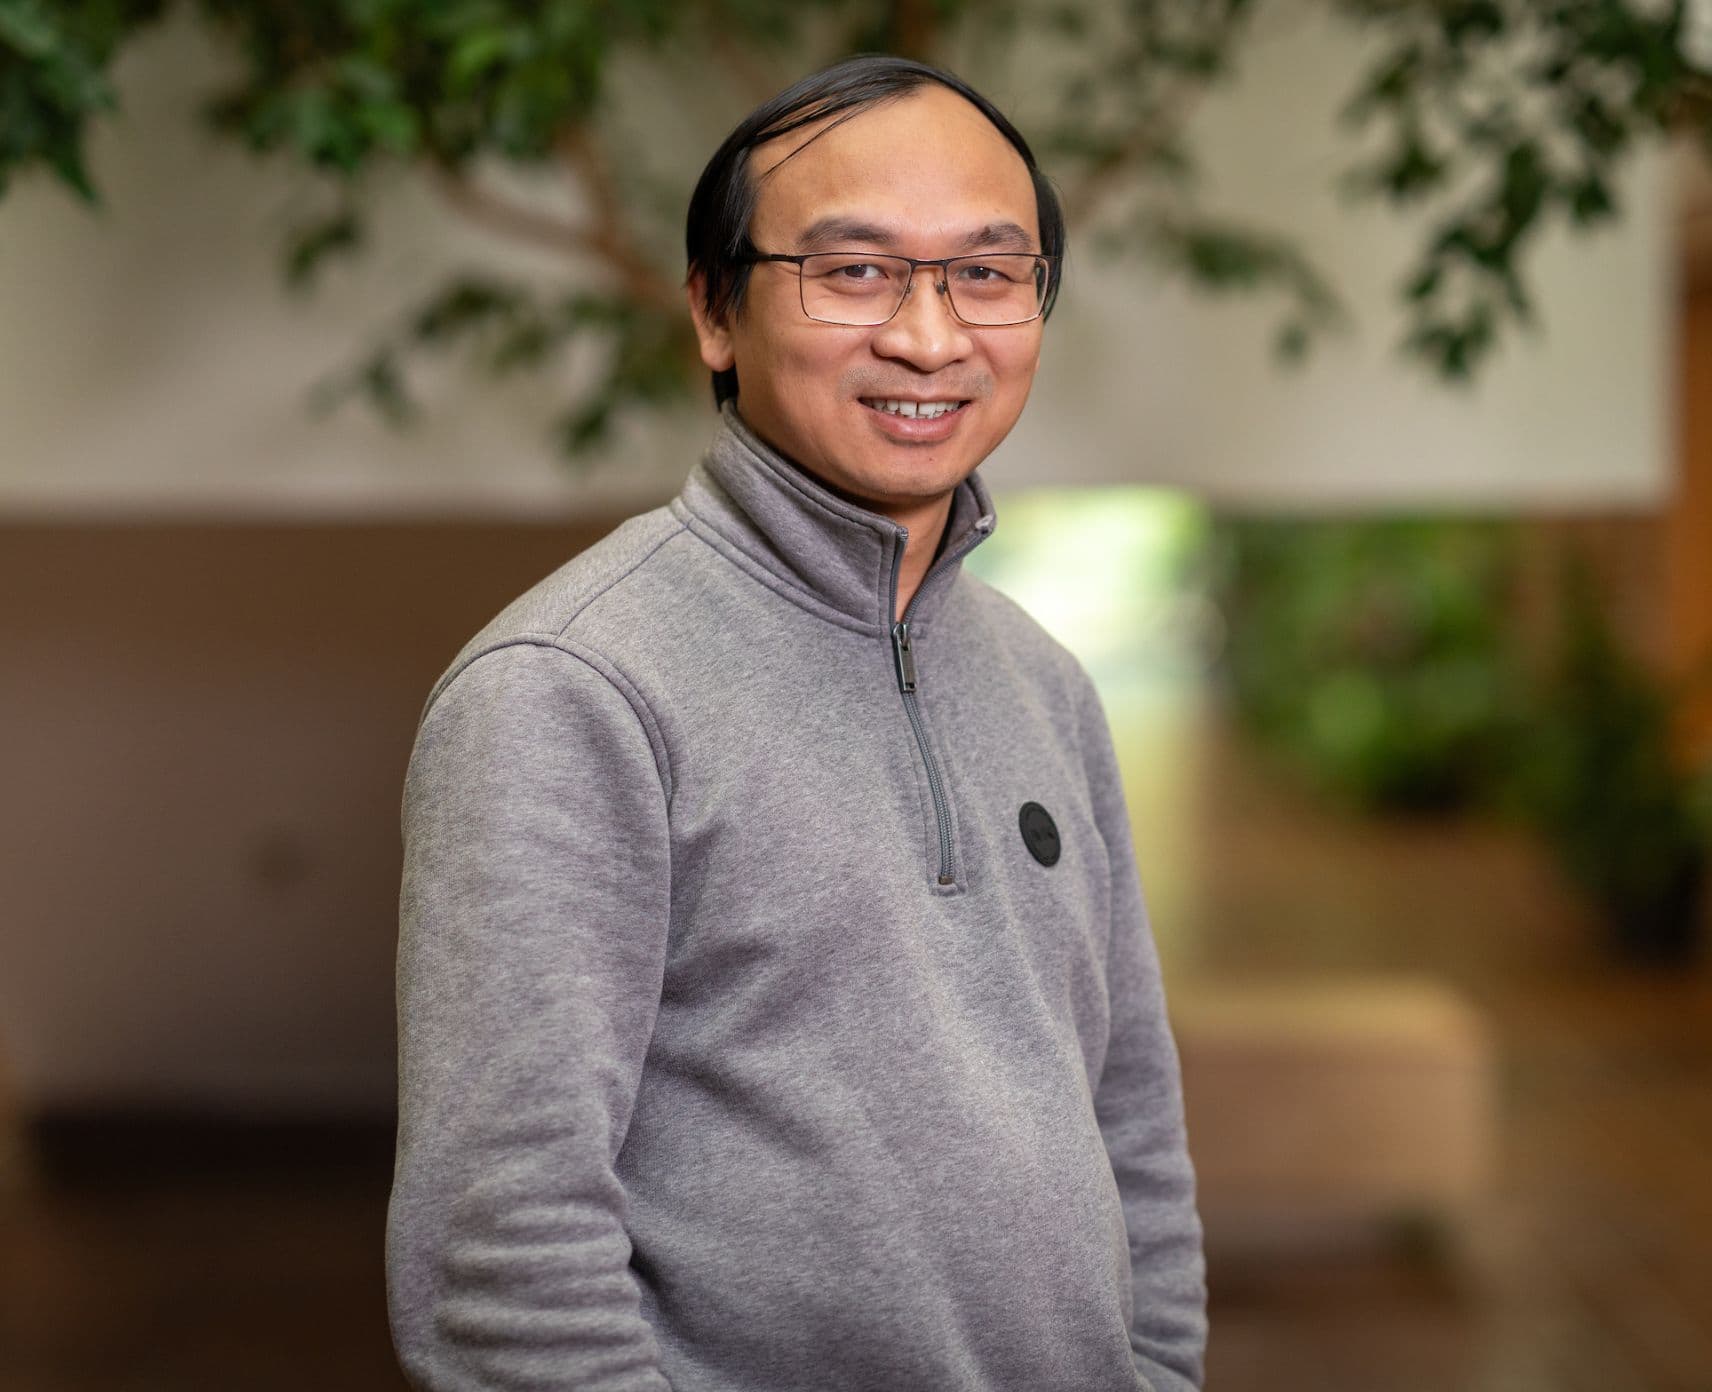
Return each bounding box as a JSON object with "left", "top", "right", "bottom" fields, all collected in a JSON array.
[{"left": 797, "top": 253, "right": 1048, "bottom": 326}]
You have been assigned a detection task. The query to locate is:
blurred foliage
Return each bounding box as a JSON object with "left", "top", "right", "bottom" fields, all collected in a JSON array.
[
  {"left": 1515, "top": 561, "right": 1712, "bottom": 962},
  {"left": 1211, "top": 516, "right": 1526, "bottom": 812},
  {"left": 1331, "top": 0, "right": 1712, "bottom": 377},
  {"left": 2, "top": 0, "right": 1711, "bottom": 455},
  {"left": 0, "top": 0, "right": 165, "bottom": 200},
  {"left": 1213, "top": 515, "right": 1712, "bottom": 958}
]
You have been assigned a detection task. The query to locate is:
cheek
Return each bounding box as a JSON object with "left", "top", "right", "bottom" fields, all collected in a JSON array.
[
  {"left": 1011, "top": 327, "right": 1045, "bottom": 374},
  {"left": 741, "top": 323, "right": 855, "bottom": 391},
  {"left": 989, "top": 332, "right": 1043, "bottom": 401}
]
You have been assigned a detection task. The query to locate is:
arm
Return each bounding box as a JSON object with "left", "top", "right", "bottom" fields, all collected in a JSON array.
[
  {"left": 388, "top": 640, "right": 674, "bottom": 1391},
  {"left": 1079, "top": 679, "right": 1208, "bottom": 1392}
]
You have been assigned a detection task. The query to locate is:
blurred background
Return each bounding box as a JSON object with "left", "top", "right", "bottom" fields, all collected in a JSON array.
[{"left": 3, "top": 3, "right": 1711, "bottom": 1389}]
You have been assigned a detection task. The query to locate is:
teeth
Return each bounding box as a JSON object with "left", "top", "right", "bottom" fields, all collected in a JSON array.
[{"left": 868, "top": 399, "right": 961, "bottom": 419}]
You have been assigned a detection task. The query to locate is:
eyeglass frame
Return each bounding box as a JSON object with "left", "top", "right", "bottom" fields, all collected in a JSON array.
[{"left": 737, "top": 249, "right": 1058, "bottom": 328}]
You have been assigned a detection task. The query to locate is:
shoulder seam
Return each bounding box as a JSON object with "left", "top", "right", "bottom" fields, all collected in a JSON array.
[
  {"left": 423, "top": 635, "right": 674, "bottom": 803},
  {"left": 553, "top": 514, "right": 687, "bottom": 641}
]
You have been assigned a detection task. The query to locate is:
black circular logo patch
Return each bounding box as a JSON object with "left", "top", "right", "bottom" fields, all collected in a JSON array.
[{"left": 1018, "top": 802, "right": 1061, "bottom": 867}]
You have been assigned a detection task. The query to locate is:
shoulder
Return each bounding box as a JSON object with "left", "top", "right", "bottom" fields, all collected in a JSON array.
[
  {"left": 450, "top": 505, "right": 689, "bottom": 661},
  {"left": 413, "top": 505, "right": 691, "bottom": 765},
  {"left": 954, "top": 572, "right": 1117, "bottom": 775},
  {"left": 426, "top": 506, "right": 696, "bottom": 693}
]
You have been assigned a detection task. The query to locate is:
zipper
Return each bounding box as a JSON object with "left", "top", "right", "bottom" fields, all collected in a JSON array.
[
  {"left": 889, "top": 532, "right": 958, "bottom": 887},
  {"left": 892, "top": 616, "right": 956, "bottom": 885}
]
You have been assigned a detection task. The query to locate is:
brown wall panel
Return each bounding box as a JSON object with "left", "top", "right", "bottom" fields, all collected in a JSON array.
[
  {"left": 0, "top": 519, "right": 617, "bottom": 1112},
  {"left": 0, "top": 502, "right": 1685, "bottom": 1114}
]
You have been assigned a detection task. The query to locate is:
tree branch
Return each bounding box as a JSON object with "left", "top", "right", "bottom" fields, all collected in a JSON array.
[
  {"left": 554, "top": 124, "right": 682, "bottom": 312},
  {"left": 1061, "top": 120, "right": 1178, "bottom": 228},
  {"left": 1061, "top": 77, "right": 1210, "bottom": 231},
  {"left": 426, "top": 142, "right": 679, "bottom": 314},
  {"left": 427, "top": 159, "right": 600, "bottom": 258}
]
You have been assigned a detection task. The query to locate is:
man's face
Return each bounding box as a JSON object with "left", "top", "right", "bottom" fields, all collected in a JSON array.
[{"left": 690, "top": 85, "right": 1047, "bottom": 518}]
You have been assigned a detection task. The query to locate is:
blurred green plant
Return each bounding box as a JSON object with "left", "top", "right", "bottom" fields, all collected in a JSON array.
[
  {"left": 0, "top": 0, "right": 165, "bottom": 200},
  {"left": 1211, "top": 516, "right": 1526, "bottom": 812},
  {"left": 3, "top": 0, "right": 1711, "bottom": 455},
  {"left": 1213, "top": 515, "right": 1712, "bottom": 961},
  {"left": 1515, "top": 561, "right": 1712, "bottom": 964}
]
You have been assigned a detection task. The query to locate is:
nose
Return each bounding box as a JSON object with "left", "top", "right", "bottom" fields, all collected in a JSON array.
[{"left": 869, "top": 266, "right": 973, "bottom": 372}]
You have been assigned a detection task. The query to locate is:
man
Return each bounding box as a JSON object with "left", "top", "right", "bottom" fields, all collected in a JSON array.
[{"left": 389, "top": 55, "right": 1206, "bottom": 1392}]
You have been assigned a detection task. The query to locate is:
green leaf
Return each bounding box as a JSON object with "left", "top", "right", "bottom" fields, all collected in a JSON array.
[
  {"left": 447, "top": 27, "right": 515, "bottom": 90},
  {"left": 1274, "top": 319, "right": 1312, "bottom": 363},
  {"left": 1404, "top": 262, "right": 1441, "bottom": 302},
  {"left": 555, "top": 397, "right": 611, "bottom": 453},
  {"left": 46, "top": 138, "right": 98, "bottom": 202},
  {"left": 1568, "top": 91, "right": 1627, "bottom": 157},
  {"left": 284, "top": 208, "right": 362, "bottom": 289},
  {"left": 333, "top": 54, "right": 396, "bottom": 102},
  {"left": 358, "top": 352, "right": 415, "bottom": 425},
  {"left": 1499, "top": 138, "right": 1549, "bottom": 230},
  {"left": 407, "top": 278, "right": 525, "bottom": 344},
  {"left": 1566, "top": 171, "right": 1615, "bottom": 225},
  {"left": 486, "top": 317, "right": 553, "bottom": 372},
  {"left": 0, "top": 0, "right": 61, "bottom": 59},
  {"left": 1340, "top": 42, "right": 1423, "bottom": 126},
  {"left": 309, "top": 345, "right": 418, "bottom": 426},
  {"left": 360, "top": 99, "right": 419, "bottom": 153}
]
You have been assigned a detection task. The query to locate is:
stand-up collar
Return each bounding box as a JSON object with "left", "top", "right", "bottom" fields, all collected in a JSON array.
[{"left": 674, "top": 402, "right": 997, "bottom": 634}]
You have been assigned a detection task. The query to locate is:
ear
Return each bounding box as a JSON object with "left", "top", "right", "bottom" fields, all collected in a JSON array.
[{"left": 686, "top": 273, "right": 736, "bottom": 374}]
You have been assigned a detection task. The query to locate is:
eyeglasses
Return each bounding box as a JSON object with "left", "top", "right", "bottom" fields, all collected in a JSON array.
[{"left": 741, "top": 251, "right": 1054, "bottom": 327}]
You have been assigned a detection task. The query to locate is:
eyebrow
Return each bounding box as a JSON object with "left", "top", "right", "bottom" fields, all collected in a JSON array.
[{"left": 793, "top": 217, "right": 1039, "bottom": 254}]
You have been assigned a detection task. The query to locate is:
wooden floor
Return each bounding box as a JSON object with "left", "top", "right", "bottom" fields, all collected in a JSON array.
[
  {"left": 1160, "top": 706, "right": 1712, "bottom": 1392},
  {"left": 3, "top": 710, "right": 1711, "bottom": 1391}
]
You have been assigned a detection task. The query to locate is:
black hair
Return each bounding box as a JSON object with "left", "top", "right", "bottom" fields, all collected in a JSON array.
[{"left": 684, "top": 54, "right": 1065, "bottom": 406}]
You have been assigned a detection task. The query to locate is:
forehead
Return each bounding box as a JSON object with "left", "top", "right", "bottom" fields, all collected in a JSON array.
[{"left": 747, "top": 85, "right": 1040, "bottom": 250}]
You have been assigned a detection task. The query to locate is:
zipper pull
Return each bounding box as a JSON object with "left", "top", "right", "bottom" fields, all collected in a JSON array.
[{"left": 891, "top": 621, "right": 918, "bottom": 693}]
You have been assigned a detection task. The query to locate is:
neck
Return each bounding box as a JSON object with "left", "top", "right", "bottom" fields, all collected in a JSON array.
[
  {"left": 721, "top": 404, "right": 966, "bottom": 623},
  {"left": 886, "top": 492, "right": 955, "bottom": 622}
]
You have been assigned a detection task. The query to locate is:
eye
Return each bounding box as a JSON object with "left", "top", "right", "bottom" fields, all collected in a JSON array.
[
  {"left": 825, "top": 261, "right": 898, "bottom": 284},
  {"left": 806, "top": 255, "right": 896, "bottom": 282},
  {"left": 803, "top": 255, "right": 903, "bottom": 295},
  {"left": 954, "top": 261, "right": 1019, "bottom": 284}
]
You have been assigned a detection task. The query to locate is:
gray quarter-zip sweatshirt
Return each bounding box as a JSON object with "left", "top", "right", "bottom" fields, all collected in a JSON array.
[{"left": 388, "top": 403, "right": 1207, "bottom": 1392}]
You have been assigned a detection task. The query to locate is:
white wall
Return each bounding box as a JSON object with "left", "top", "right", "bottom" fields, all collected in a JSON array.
[
  {"left": 0, "top": 9, "right": 1678, "bottom": 516},
  {"left": 0, "top": 15, "right": 698, "bottom": 519},
  {"left": 989, "top": 11, "right": 1675, "bottom": 508}
]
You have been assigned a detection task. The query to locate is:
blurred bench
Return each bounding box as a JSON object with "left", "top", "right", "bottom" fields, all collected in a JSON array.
[{"left": 1171, "top": 976, "right": 1496, "bottom": 1248}]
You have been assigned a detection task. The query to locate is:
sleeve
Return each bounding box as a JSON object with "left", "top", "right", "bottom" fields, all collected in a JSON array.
[
  {"left": 1077, "top": 675, "right": 1208, "bottom": 1392},
  {"left": 387, "top": 640, "right": 675, "bottom": 1391}
]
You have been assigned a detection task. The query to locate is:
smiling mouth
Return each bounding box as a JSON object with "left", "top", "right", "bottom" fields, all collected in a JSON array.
[{"left": 859, "top": 398, "right": 970, "bottom": 420}]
